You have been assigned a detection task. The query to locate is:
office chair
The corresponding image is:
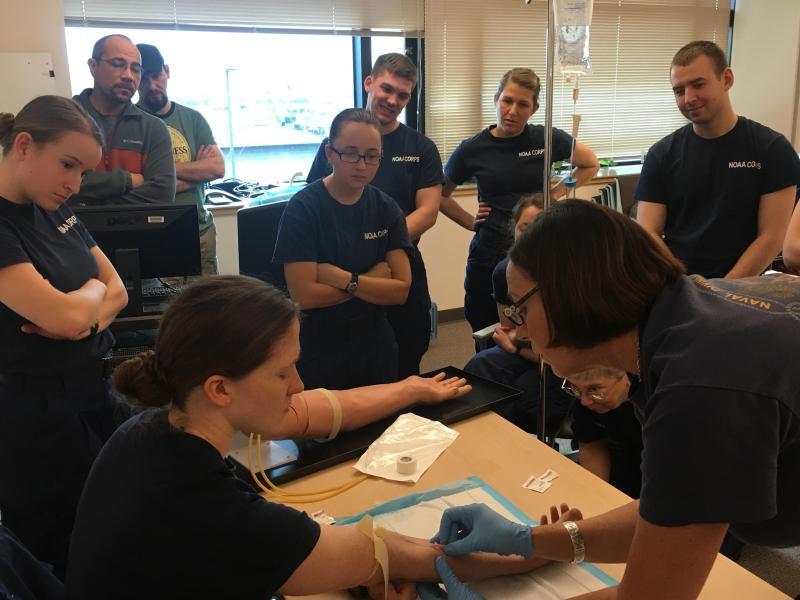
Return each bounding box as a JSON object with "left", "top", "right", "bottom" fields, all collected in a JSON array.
[{"left": 237, "top": 200, "right": 289, "bottom": 292}]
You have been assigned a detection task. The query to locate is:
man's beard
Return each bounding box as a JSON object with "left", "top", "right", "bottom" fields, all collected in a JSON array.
[{"left": 143, "top": 92, "right": 169, "bottom": 113}]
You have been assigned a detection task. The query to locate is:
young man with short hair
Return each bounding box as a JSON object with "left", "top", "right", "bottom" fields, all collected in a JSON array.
[{"left": 636, "top": 40, "right": 799, "bottom": 279}]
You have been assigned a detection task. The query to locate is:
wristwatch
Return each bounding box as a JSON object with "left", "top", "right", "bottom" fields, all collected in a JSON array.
[{"left": 344, "top": 272, "right": 359, "bottom": 295}]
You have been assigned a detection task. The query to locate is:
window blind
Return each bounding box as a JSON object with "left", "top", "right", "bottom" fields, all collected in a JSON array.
[
  {"left": 63, "top": 0, "right": 425, "bottom": 35},
  {"left": 425, "top": 0, "right": 730, "bottom": 160}
]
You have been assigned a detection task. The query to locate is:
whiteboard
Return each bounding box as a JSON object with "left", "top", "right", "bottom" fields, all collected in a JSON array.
[{"left": 0, "top": 52, "right": 58, "bottom": 114}]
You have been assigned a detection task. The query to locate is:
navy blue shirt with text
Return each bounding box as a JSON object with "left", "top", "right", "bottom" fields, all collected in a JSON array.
[
  {"left": 0, "top": 198, "right": 113, "bottom": 374},
  {"left": 445, "top": 124, "right": 572, "bottom": 234},
  {"left": 636, "top": 274, "right": 800, "bottom": 546},
  {"left": 635, "top": 117, "right": 800, "bottom": 277},
  {"left": 273, "top": 180, "right": 411, "bottom": 318}
]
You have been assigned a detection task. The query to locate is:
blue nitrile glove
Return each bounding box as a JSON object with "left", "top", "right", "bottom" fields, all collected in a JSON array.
[
  {"left": 431, "top": 503, "right": 532, "bottom": 558},
  {"left": 416, "top": 555, "right": 486, "bottom": 600}
]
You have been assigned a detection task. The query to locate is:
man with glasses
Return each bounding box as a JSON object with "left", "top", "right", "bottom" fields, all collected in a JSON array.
[
  {"left": 561, "top": 370, "right": 643, "bottom": 500},
  {"left": 307, "top": 53, "right": 443, "bottom": 379},
  {"left": 69, "top": 34, "right": 175, "bottom": 207},
  {"left": 136, "top": 43, "right": 225, "bottom": 275}
]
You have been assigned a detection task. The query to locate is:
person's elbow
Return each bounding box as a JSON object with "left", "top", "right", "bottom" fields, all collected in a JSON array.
[
  {"left": 50, "top": 307, "right": 97, "bottom": 339},
  {"left": 783, "top": 240, "right": 800, "bottom": 273},
  {"left": 210, "top": 157, "right": 225, "bottom": 180},
  {"left": 391, "top": 278, "right": 411, "bottom": 304},
  {"left": 421, "top": 206, "right": 439, "bottom": 232},
  {"left": 110, "top": 283, "right": 129, "bottom": 315}
]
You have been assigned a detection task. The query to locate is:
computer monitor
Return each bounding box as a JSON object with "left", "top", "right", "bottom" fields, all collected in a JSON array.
[{"left": 73, "top": 203, "right": 201, "bottom": 316}]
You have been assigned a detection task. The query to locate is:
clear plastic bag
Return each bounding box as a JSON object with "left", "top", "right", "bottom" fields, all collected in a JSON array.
[
  {"left": 354, "top": 413, "right": 459, "bottom": 483},
  {"left": 554, "top": 0, "right": 594, "bottom": 75}
]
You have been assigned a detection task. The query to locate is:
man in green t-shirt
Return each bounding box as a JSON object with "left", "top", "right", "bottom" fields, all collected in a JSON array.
[{"left": 136, "top": 43, "right": 225, "bottom": 275}]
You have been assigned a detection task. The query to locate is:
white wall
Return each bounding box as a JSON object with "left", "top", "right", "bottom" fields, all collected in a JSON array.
[
  {"left": 730, "top": 0, "right": 800, "bottom": 148},
  {"left": 0, "top": 0, "right": 71, "bottom": 97}
]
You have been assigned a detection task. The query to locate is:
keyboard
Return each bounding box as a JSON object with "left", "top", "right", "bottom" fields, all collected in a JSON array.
[
  {"left": 141, "top": 284, "right": 186, "bottom": 299},
  {"left": 111, "top": 344, "right": 152, "bottom": 363}
]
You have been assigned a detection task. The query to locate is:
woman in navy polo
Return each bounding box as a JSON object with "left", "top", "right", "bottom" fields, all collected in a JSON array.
[
  {"left": 439, "top": 67, "right": 598, "bottom": 334},
  {"left": 274, "top": 108, "right": 412, "bottom": 389},
  {"left": 0, "top": 95, "right": 129, "bottom": 578}
]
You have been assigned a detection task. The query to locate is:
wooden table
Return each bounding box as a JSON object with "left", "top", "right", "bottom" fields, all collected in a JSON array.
[{"left": 278, "top": 412, "right": 789, "bottom": 599}]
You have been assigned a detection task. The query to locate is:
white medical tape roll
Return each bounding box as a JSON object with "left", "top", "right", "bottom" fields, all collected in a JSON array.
[{"left": 396, "top": 455, "right": 417, "bottom": 474}]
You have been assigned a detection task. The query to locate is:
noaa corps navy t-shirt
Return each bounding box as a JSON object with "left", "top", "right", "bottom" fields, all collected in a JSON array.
[
  {"left": 307, "top": 123, "right": 443, "bottom": 226},
  {"left": 273, "top": 179, "right": 412, "bottom": 319},
  {"left": 635, "top": 117, "right": 800, "bottom": 278},
  {"left": 636, "top": 274, "right": 800, "bottom": 546},
  {"left": 0, "top": 198, "right": 113, "bottom": 375},
  {"left": 444, "top": 124, "right": 572, "bottom": 234}
]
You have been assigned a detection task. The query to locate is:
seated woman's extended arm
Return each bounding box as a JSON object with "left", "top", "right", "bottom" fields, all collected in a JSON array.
[{"left": 273, "top": 372, "right": 472, "bottom": 440}]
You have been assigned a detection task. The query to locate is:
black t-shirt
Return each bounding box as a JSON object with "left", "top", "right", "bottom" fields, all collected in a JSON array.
[
  {"left": 0, "top": 198, "right": 113, "bottom": 375},
  {"left": 572, "top": 394, "right": 644, "bottom": 499},
  {"left": 67, "top": 409, "right": 321, "bottom": 600},
  {"left": 635, "top": 274, "right": 800, "bottom": 546},
  {"left": 307, "top": 123, "right": 443, "bottom": 226},
  {"left": 635, "top": 117, "right": 800, "bottom": 278},
  {"left": 273, "top": 180, "right": 412, "bottom": 319},
  {"left": 444, "top": 124, "right": 572, "bottom": 234},
  {"left": 491, "top": 257, "right": 511, "bottom": 305}
]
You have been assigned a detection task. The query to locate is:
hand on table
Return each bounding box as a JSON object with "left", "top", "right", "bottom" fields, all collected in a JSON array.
[
  {"left": 408, "top": 372, "right": 473, "bottom": 405},
  {"left": 431, "top": 503, "right": 532, "bottom": 559},
  {"left": 539, "top": 503, "right": 583, "bottom": 526}
]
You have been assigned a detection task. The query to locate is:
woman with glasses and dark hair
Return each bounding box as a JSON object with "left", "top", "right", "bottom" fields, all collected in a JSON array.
[
  {"left": 274, "top": 108, "right": 412, "bottom": 390},
  {"left": 430, "top": 199, "right": 800, "bottom": 599},
  {"left": 438, "top": 67, "right": 599, "bottom": 337}
]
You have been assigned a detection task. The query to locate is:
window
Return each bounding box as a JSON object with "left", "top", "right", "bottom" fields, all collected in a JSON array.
[
  {"left": 425, "top": 0, "right": 731, "bottom": 162},
  {"left": 66, "top": 27, "right": 353, "bottom": 184},
  {"left": 63, "top": 0, "right": 423, "bottom": 184}
]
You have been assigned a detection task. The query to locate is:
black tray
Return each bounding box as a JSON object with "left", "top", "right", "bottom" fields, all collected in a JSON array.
[{"left": 230, "top": 365, "right": 522, "bottom": 487}]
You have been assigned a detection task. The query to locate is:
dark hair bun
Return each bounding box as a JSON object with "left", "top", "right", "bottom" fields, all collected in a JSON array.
[
  {"left": 0, "top": 113, "right": 15, "bottom": 145},
  {"left": 113, "top": 350, "right": 173, "bottom": 408}
]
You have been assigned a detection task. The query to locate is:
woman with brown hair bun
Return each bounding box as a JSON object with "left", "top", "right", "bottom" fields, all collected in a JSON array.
[
  {"left": 66, "top": 275, "right": 490, "bottom": 599},
  {"left": 0, "top": 95, "right": 128, "bottom": 578}
]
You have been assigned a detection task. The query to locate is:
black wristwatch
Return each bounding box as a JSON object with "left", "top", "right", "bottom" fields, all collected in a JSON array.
[{"left": 344, "top": 272, "right": 359, "bottom": 294}]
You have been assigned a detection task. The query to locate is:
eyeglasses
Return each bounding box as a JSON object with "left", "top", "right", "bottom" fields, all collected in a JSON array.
[
  {"left": 502, "top": 286, "right": 539, "bottom": 326},
  {"left": 97, "top": 57, "right": 143, "bottom": 76},
  {"left": 561, "top": 376, "right": 623, "bottom": 402},
  {"left": 329, "top": 145, "right": 382, "bottom": 166}
]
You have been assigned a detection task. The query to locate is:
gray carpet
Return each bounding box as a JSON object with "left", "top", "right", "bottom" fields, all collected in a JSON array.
[{"left": 420, "top": 319, "right": 800, "bottom": 597}]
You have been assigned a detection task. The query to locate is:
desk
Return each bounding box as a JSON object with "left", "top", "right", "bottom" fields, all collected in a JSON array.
[{"left": 277, "top": 412, "right": 789, "bottom": 600}]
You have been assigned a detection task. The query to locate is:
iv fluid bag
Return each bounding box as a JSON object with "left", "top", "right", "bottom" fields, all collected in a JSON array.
[{"left": 554, "top": 0, "right": 594, "bottom": 75}]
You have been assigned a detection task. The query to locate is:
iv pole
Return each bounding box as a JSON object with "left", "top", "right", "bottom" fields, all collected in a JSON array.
[{"left": 537, "top": 0, "right": 556, "bottom": 443}]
